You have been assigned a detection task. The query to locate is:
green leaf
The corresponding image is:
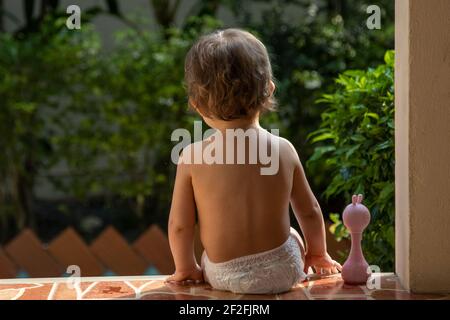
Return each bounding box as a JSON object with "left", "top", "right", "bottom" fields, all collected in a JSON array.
[
  {"left": 365, "top": 112, "right": 379, "bottom": 121},
  {"left": 345, "top": 144, "right": 361, "bottom": 159},
  {"left": 14, "top": 102, "right": 36, "bottom": 113},
  {"left": 311, "top": 132, "right": 336, "bottom": 143},
  {"left": 379, "top": 182, "right": 394, "bottom": 201},
  {"left": 384, "top": 50, "right": 395, "bottom": 67},
  {"left": 309, "top": 145, "right": 336, "bottom": 161},
  {"left": 374, "top": 140, "right": 392, "bottom": 151}
]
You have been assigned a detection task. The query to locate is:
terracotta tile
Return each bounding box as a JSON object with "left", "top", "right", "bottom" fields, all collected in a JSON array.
[
  {"left": 0, "top": 273, "right": 447, "bottom": 300},
  {"left": 150, "top": 281, "right": 242, "bottom": 300},
  {"left": 377, "top": 273, "right": 405, "bottom": 290},
  {"left": 193, "top": 286, "right": 245, "bottom": 300},
  {"left": 82, "top": 281, "right": 136, "bottom": 299},
  {"left": 0, "top": 288, "right": 22, "bottom": 300},
  {"left": 0, "top": 283, "right": 36, "bottom": 290},
  {"left": 51, "top": 283, "right": 78, "bottom": 300},
  {"left": 0, "top": 283, "right": 48, "bottom": 300},
  {"left": 18, "top": 283, "right": 54, "bottom": 300},
  {"left": 48, "top": 281, "right": 102, "bottom": 300},
  {"left": 233, "top": 293, "right": 278, "bottom": 300},
  {"left": 0, "top": 283, "right": 53, "bottom": 300},
  {"left": 303, "top": 275, "right": 367, "bottom": 298},
  {"left": 138, "top": 281, "right": 214, "bottom": 300},
  {"left": 371, "top": 289, "right": 448, "bottom": 300},
  {"left": 127, "top": 280, "right": 154, "bottom": 289},
  {"left": 276, "top": 286, "right": 310, "bottom": 300},
  {"left": 314, "top": 295, "right": 372, "bottom": 300},
  {"left": 141, "top": 292, "right": 211, "bottom": 300}
]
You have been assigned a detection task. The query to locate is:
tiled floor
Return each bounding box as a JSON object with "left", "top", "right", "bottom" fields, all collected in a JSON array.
[{"left": 0, "top": 273, "right": 448, "bottom": 300}]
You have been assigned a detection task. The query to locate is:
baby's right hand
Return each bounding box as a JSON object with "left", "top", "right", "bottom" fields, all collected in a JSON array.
[
  {"left": 165, "top": 265, "right": 204, "bottom": 285},
  {"left": 304, "top": 252, "right": 342, "bottom": 275}
]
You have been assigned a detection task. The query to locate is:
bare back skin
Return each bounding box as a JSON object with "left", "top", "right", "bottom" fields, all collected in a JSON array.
[
  {"left": 190, "top": 128, "right": 296, "bottom": 263},
  {"left": 167, "top": 120, "right": 342, "bottom": 285}
]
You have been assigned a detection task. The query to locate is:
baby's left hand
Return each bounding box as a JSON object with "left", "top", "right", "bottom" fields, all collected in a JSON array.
[
  {"left": 165, "top": 265, "right": 204, "bottom": 285},
  {"left": 304, "top": 252, "right": 342, "bottom": 275}
]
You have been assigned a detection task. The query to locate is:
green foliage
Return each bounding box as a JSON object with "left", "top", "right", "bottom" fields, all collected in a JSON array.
[
  {"left": 0, "top": 1, "right": 394, "bottom": 253},
  {"left": 0, "top": 17, "right": 101, "bottom": 232},
  {"left": 307, "top": 51, "right": 395, "bottom": 271}
]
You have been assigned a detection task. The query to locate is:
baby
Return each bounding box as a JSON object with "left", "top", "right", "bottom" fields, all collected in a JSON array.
[{"left": 166, "top": 28, "right": 342, "bottom": 294}]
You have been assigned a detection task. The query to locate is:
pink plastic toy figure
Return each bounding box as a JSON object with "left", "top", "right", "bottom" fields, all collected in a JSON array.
[{"left": 341, "top": 194, "right": 371, "bottom": 285}]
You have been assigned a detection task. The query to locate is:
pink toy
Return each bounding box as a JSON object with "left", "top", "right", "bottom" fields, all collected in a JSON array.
[{"left": 341, "top": 194, "right": 371, "bottom": 285}]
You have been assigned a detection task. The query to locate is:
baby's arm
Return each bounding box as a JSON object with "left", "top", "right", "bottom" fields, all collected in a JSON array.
[
  {"left": 287, "top": 142, "right": 342, "bottom": 274},
  {"left": 166, "top": 148, "right": 203, "bottom": 284}
]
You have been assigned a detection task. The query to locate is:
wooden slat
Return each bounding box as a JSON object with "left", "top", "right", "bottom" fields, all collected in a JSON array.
[
  {"left": 5, "top": 229, "right": 63, "bottom": 277},
  {"left": 0, "top": 247, "right": 17, "bottom": 278},
  {"left": 90, "top": 226, "right": 148, "bottom": 275},
  {"left": 133, "top": 225, "right": 175, "bottom": 274},
  {"left": 48, "top": 227, "right": 104, "bottom": 276}
]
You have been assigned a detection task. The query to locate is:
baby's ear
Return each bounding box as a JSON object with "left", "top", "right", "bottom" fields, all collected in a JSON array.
[
  {"left": 189, "top": 98, "right": 206, "bottom": 118},
  {"left": 268, "top": 80, "right": 276, "bottom": 95},
  {"left": 188, "top": 97, "right": 198, "bottom": 110}
]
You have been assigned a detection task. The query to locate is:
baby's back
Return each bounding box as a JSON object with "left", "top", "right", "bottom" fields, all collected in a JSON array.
[{"left": 189, "top": 128, "right": 296, "bottom": 263}]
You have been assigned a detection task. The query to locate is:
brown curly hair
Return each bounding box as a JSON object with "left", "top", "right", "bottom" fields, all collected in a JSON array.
[{"left": 184, "top": 28, "right": 276, "bottom": 121}]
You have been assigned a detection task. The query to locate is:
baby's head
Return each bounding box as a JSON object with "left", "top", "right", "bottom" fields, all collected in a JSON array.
[{"left": 185, "top": 28, "right": 275, "bottom": 122}]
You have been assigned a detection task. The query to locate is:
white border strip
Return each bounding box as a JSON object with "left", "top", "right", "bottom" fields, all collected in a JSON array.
[{"left": 0, "top": 275, "right": 168, "bottom": 285}]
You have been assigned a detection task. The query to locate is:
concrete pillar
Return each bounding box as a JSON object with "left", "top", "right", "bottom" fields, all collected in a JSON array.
[{"left": 395, "top": 0, "right": 450, "bottom": 293}]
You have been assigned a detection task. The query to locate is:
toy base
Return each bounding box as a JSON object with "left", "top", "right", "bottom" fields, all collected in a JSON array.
[{"left": 343, "top": 279, "right": 368, "bottom": 285}]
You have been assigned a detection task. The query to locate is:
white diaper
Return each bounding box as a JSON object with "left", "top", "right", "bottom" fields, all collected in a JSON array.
[{"left": 201, "top": 235, "right": 306, "bottom": 294}]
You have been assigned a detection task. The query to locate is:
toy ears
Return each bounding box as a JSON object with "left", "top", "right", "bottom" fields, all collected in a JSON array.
[{"left": 352, "top": 194, "right": 364, "bottom": 205}]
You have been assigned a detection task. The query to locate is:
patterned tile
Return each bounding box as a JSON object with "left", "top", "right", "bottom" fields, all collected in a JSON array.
[{"left": 0, "top": 273, "right": 448, "bottom": 300}]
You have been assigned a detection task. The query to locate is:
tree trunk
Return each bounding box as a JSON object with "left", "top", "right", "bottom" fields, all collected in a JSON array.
[
  {"left": 12, "top": 171, "right": 27, "bottom": 230},
  {"left": 150, "top": 0, "right": 181, "bottom": 29},
  {"left": 0, "top": 0, "right": 4, "bottom": 32}
]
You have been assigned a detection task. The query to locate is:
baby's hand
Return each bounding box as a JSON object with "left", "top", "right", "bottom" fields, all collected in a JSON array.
[
  {"left": 165, "top": 265, "right": 204, "bottom": 285},
  {"left": 304, "top": 252, "right": 342, "bottom": 275}
]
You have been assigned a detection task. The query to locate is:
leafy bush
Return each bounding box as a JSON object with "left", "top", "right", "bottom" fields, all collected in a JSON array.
[
  {"left": 307, "top": 51, "right": 395, "bottom": 271},
  {"left": 0, "top": 17, "right": 101, "bottom": 235},
  {"left": 0, "top": 0, "right": 395, "bottom": 250}
]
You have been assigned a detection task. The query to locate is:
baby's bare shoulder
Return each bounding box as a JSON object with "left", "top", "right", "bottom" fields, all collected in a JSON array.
[
  {"left": 272, "top": 135, "right": 301, "bottom": 165},
  {"left": 177, "top": 141, "right": 201, "bottom": 166}
]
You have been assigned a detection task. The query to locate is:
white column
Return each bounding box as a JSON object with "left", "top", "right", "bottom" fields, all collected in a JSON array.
[{"left": 395, "top": 0, "right": 450, "bottom": 293}]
